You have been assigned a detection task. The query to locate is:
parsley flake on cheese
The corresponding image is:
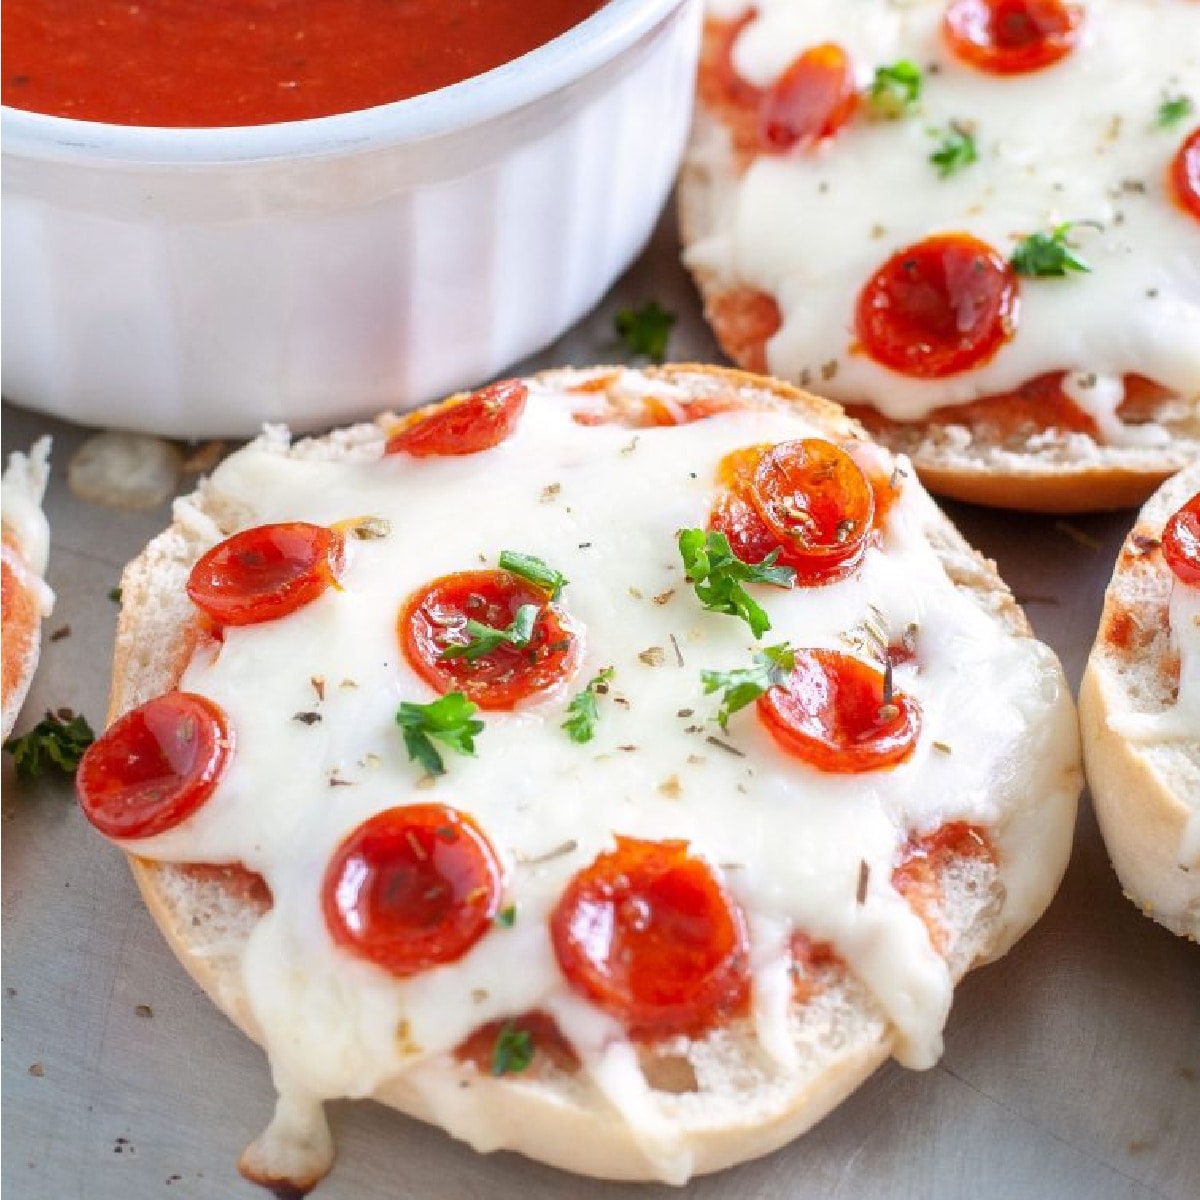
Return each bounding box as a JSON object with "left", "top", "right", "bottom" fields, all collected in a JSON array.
[
  {"left": 702, "top": 644, "right": 796, "bottom": 731},
  {"left": 869, "top": 60, "right": 922, "bottom": 119},
  {"left": 678, "top": 529, "right": 795, "bottom": 639},
  {"left": 395, "top": 693, "right": 484, "bottom": 776},
  {"left": 1010, "top": 223, "right": 1092, "bottom": 278},
  {"left": 562, "top": 667, "right": 615, "bottom": 744}
]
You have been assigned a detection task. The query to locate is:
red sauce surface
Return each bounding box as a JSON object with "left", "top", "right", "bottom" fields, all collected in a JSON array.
[{"left": 3, "top": 0, "right": 609, "bottom": 127}]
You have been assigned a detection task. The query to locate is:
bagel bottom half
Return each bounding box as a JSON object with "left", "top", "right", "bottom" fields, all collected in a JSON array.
[{"left": 104, "top": 366, "right": 1080, "bottom": 1186}]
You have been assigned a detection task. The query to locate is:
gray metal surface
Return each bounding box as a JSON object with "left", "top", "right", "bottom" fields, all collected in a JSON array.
[{"left": 3, "top": 208, "right": 1198, "bottom": 1200}]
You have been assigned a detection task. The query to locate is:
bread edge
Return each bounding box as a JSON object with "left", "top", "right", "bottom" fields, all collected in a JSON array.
[{"left": 1079, "top": 461, "right": 1200, "bottom": 939}]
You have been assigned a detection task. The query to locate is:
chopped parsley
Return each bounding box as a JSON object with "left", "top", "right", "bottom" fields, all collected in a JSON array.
[
  {"left": 4, "top": 711, "right": 95, "bottom": 782},
  {"left": 441, "top": 604, "right": 540, "bottom": 661},
  {"left": 395, "top": 693, "right": 484, "bottom": 776},
  {"left": 701, "top": 644, "right": 796, "bottom": 731},
  {"left": 1010, "top": 223, "right": 1092, "bottom": 278},
  {"left": 929, "top": 122, "right": 978, "bottom": 177},
  {"left": 494, "top": 904, "right": 517, "bottom": 928},
  {"left": 107, "top": 586, "right": 123, "bottom": 603},
  {"left": 498, "top": 550, "right": 568, "bottom": 599},
  {"left": 614, "top": 300, "right": 676, "bottom": 364},
  {"left": 868, "top": 60, "right": 922, "bottom": 119},
  {"left": 491, "top": 1022, "right": 534, "bottom": 1077},
  {"left": 1157, "top": 93, "right": 1194, "bottom": 128},
  {"left": 677, "top": 529, "right": 795, "bottom": 639},
  {"left": 562, "top": 666, "right": 615, "bottom": 744}
]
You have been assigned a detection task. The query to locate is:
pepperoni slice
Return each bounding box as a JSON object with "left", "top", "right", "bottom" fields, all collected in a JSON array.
[
  {"left": 757, "top": 649, "right": 921, "bottom": 772},
  {"left": 385, "top": 380, "right": 528, "bottom": 457},
  {"left": 550, "top": 837, "right": 750, "bottom": 1038},
  {"left": 759, "top": 43, "right": 858, "bottom": 152},
  {"left": 322, "top": 803, "right": 502, "bottom": 978},
  {"left": 1169, "top": 128, "right": 1200, "bottom": 224},
  {"left": 942, "top": 0, "right": 1083, "bottom": 74},
  {"left": 1162, "top": 492, "right": 1200, "bottom": 587},
  {"left": 399, "top": 569, "right": 579, "bottom": 711},
  {"left": 855, "top": 234, "right": 1018, "bottom": 378},
  {"left": 749, "top": 440, "right": 875, "bottom": 570},
  {"left": 708, "top": 441, "right": 875, "bottom": 586},
  {"left": 187, "top": 522, "right": 344, "bottom": 627},
  {"left": 77, "top": 692, "right": 233, "bottom": 840}
]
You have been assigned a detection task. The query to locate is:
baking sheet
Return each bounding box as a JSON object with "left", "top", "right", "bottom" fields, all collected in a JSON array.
[{"left": 3, "top": 204, "right": 1198, "bottom": 1200}]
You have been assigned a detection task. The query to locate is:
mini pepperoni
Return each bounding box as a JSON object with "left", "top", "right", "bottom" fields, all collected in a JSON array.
[
  {"left": 77, "top": 692, "right": 233, "bottom": 840},
  {"left": 187, "top": 522, "right": 344, "bottom": 627},
  {"left": 709, "top": 443, "right": 875, "bottom": 585},
  {"left": 759, "top": 43, "right": 858, "bottom": 152},
  {"left": 758, "top": 649, "right": 921, "bottom": 772},
  {"left": 855, "top": 234, "right": 1018, "bottom": 379},
  {"left": 1169, "top": 128, "right": 1200, "bottom": 224},
  {"left": 385, "top": 380, "right": 528, "bottom": 457},
  {"left": 749, "top": 439, "right": 875, "bottom": 571},
  {"left": 550, "top": 837, "right": 750, "bottom": 1038},
  {"left": 399, "top": 569, "right": 579, "bottom": 711},
  {"left": 942, "top": 0, "right": 1083, "bottom": 74},
  {"left": 1162, "top": 492, "right": 1200, "bottom": 587},
  {"left": 323, "top": 804, "right": 502, "bottom": 978}
]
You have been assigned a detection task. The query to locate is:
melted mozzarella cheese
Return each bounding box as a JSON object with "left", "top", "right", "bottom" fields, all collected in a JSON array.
[
  {"left": 690, "top": 0, "right": 1200, "bottom": 428},
  {"left": 1, "top": 437, "right": 55, "bottom": 615},
  {"left": 126, "top": 374, "right": 1078, "bottom": 1175}
]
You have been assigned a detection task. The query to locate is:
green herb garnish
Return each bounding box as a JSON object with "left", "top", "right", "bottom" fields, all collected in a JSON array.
[
  {"left": 4, "top": 711, "right": 95, "bottom": 782},
  {"left": 494, "top": 904, "right": 517, "bottom": 928},
  {"left": 498, "top": 550, "right": 569, "bottom": 599},
  {"left": 491, "top": 1022, "right": 534, "bottom": 1076},
  {"left": 441, "top": 604, "right": 540, "bottom": 662},
  {"left": 1010, "top": 222, "right": 1092, "bottom": 278},
  {"left": 929, "top": 121, "right": 978, "bottom": 177},
  {"left": 701, "top": 644, "right": 796, "bottom": 731},
  {"left": 614, "top": 300, "right": 676, "bottom": 364},
  {"left": 1157, "top": 93, "right": 1194, "bottom": 128},
  {"left": 395, "top": 693, "right": 484, "bottom": 776},
  {"left": 677, "top": 529, "right": 795, "bottom": 639},
  {"left": 562, "top": 666, "right": 615, "bottom": 744},
  {"left": 869, "top": 60, "right": 922, "bottom": 118},
  {"left": 107, "top": 586, "right": 123, "bottom": 604}
]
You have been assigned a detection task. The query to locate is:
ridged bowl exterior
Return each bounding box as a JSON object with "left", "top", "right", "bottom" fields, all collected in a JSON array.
[{"left": 1, "top": 0, "right": 701, "bottom": 437}]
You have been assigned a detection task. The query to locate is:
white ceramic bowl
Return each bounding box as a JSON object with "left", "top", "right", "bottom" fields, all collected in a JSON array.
[{"left": 1, "top": 0, "right": 701, "bottom": 437}]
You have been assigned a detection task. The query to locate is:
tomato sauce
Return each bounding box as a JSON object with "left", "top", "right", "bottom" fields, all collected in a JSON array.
[{"left": 3, "top": 0, "right": 609, "bottom": 128}]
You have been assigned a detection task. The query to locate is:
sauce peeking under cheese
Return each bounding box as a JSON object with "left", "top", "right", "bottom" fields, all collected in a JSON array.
[{"left": 3, "top": 0, "right": 609, "bottom": 128}]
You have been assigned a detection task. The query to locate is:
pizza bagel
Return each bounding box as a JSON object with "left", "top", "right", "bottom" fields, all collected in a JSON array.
[
  {"left": 77, "top": 366, "right": 1082, "bottom": 1192},
  {"left": 681, "top": 0, "right": 1200, "bottom": 512}
]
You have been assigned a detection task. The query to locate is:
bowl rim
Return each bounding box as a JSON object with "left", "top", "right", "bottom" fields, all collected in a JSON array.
[{"left": 1, "top": 0, "right": 691, "bottom": 166}]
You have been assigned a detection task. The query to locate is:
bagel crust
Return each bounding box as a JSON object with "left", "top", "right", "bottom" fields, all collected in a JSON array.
[
  {"left": 1079, "top": 460, "right": 1200, "bottom": 939},
  {"left": 99, "top": 366, "right": 1081, "bottom": 1190},
  {"left": 679, "top": 5, "right": 1200, "bottom": 513}
]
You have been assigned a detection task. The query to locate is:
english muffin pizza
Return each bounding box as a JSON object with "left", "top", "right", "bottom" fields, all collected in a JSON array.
[
  {"left": 1080, "top": 460, "right": 1200, "bottom": 939},
  {"left": 78, "top": 367, "right": 1081, "bottom": 1192},
  {"left": 682, "top": 0, "right": 1200, "bottom": 511},
  {"left": 2, "top": 438, "right": 54, "bottom": 740}
]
